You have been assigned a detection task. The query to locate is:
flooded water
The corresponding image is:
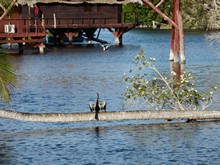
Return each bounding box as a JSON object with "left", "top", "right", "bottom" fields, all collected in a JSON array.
[{"left": 0, "top": 29, "right": 220, "bottom": 164}]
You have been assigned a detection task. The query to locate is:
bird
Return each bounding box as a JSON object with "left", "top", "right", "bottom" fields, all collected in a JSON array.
[
  {"left": 100, "top": 44, "right": 111, "bottom": 51},
  {"left": 99, "top": 100, "right": 107, "bottom": 112},
  {"left": 89, "top": 93, "right": 107, "bottom": 120}
]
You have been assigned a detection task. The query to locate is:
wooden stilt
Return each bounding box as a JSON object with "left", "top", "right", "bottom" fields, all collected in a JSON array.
[
  {"left": 8, "top": 43, "right": 12, "bottom": 50},
  {"left": 65, "top": 32, "right": 73, "bottom": 44},
  {"left": 18, "top": 43, "right": 24, "bottom": 54},
  {"left": 53, "top": 14, "right": 56, "bottom": 28},
  {"left": 115, "top": 35, "right": 123, "bottom": 46},
  {"left": 96, "top": 28, "right": 101, "bottom": 39},
  {"left": 55, "top": 32, "right": 63, "bottom": 45},
  {"left": 38, "top": 43, "right": 45, "bottom": 54},
  {"left": 108, "top": 27, "right": 132, "bottom": 46},
  {"left": 84, "top": 28, "right": 97, "bottom": 44},
  {"left": 115, "top": 28, "right": 124, "bottom": 46}
]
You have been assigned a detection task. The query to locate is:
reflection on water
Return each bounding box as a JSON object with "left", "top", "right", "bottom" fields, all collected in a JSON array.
[
  {"left": 0, "top": 29, "right": 220, "bottom": 164},
  {"left": 1, "top": 121, "right": 220, "bottom": 164},
  {"left": 170, "top": 62, "right": 186, "bottom": 83}
]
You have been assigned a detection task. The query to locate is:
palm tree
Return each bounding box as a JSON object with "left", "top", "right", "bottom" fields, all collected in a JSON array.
[
  {"left": 0, "top": 54, "right": 17, "bottom": 104},
  {"left": 0, "top": 0, "right": 17, "bottom": 20}
]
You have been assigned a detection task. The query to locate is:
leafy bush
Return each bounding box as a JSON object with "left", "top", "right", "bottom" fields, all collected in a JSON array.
[{"left": 123, "top": 50, "right": 217, "bottom": 110}]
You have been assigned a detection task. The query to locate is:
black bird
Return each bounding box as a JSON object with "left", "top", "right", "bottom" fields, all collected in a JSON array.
[{"left": 89, "top": 93, "right": 107, "bottom": 120}]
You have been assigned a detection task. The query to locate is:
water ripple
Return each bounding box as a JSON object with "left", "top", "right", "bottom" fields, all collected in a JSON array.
[{"left": 0, "top": 29, "right": 220, "bottom": 164}]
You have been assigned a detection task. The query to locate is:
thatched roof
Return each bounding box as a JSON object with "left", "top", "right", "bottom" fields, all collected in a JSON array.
[{"left": 16, "top": 0, "right": 143, "bottom": 6}]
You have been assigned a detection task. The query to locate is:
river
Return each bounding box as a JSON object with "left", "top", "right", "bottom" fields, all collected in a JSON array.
[{"left": 0, "top": 29, "right": 220, "bottom": 164}]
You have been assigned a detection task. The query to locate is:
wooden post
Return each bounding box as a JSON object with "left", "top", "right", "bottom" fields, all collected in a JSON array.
[
  {"left": 142, "top": 0, "right": 186, "bottom": 63},
  {"left": 115, "top": 35, "right": 123, "bottom": 46},
  {"left": 38, "top": 43, "right": 45, "bottom": 54},
  {"left": 18, "top": 43, "right": 24, "bottom": 54},
  {"left": 53, "top": 14, "right": 56, "bottom": 28},
  {"left": 169, "top": 0, "right": 176, "bottom": 61},
  {"left": 96, "top": 28, "right": 101, "bottom": 39},
  {"left": 108, "top": 28, "right": 124, "bottom": 46},
  {"left": 41, "top": 14, "right": 45, "bottom": 26},
  {"left": 65, "top": 32, "right": 73, "bottom": 44},
  {"left": 178, "top": 9, "right": 186, "bottom": 63},
  {"left": 84, "top": 28, "right": 97, "bottom": 44},
  {"left": 7, "top": 38, "right": 12, "bottom": 49},
  {"left": 173, "top": 0, "right": 180, "bottom": 63},
  {"left": 172, "top": 0, "right": 185, "bottom": 63}
]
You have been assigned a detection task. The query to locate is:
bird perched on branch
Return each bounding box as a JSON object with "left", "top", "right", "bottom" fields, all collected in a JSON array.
[{"left": 89, "top": 93, "right": 107, "bottom": 120}]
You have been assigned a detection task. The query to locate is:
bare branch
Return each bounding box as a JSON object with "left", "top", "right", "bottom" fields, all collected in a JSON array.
[
  {"left": 0, "top": 4, "right": 6, "bottom": 12},
  {"left": 156, "top": 0, "right": 165, "bottom": 8}
]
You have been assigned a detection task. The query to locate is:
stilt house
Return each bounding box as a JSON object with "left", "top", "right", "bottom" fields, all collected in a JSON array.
[{"left": 0, "top": 0, "right": 141, "bottom": 52}]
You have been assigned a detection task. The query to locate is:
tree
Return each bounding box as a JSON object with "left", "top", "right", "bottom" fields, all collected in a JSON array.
[
  {"left": 123, "top": 51, "right": 217, "bottom": 110},
  {"left": 123, "top": 0, "right": 220, "bottom": 30},
  {"left": 123, "top": 0, "right": 173, "bottom": 27},
  {"left": 204, "top": 0, "right": 220, "bottom": 30},
  {"left": 0, "top": 54, "right": 17, "bottom": 104},
  {"left": 181, "top": 0, "right": 208, "bottom": 29}
]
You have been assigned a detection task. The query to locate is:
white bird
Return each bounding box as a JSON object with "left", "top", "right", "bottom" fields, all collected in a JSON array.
[{"left": 100, "top": 44, "right": 111, "bottom": 51}]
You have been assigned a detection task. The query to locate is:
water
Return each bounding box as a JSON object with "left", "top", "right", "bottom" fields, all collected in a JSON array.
[{"left": 0, "top": 29, "right": 220, "bottom": 164}]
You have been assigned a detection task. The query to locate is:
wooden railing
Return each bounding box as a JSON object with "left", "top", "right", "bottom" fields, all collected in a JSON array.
[
  {"left": 0, "top": 18, "right": 45, "bottom": 39},
  {"left": 42, "top": 12, "right": 139, "bottom": 28},
  {"left": 0, "top": 12, "right": 138, "bottom": 39}
]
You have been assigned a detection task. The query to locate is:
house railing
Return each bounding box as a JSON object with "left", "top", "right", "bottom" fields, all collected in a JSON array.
[
  {"left": 0, "top": 12, "right": 138, "bottom": 39},
  {"left": 42, "top": 12, "right": 139, "bottom": 28},
  {"left": 0, "top": 19, "right": 45, "bottom": 39}
]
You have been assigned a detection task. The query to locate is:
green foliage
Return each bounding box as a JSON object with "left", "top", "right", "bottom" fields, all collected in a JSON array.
[
  {"left": 123, "top": 1, "right": 210, "bottom": 29},
  {"left": 0, "top": 0, "right": 13, "bottom": 9},
  {"left": 0, "top": 54, "right": 17, "bottom": 104},
  {"left": 123, "top": 51, "right": 217, "bottom": 110},
  {"left": 0, "top": 0, "right": 17, "bottom": 16},
  {"left": 181, "top": 0, "right": 208, "bottom": 29},
  {"left": 123, "top": 1, "right": 172, "bottom": 26}
]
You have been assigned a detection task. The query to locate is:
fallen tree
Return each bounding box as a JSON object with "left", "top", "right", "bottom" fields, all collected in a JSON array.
[{"left": 1, "top": 109, "right": 220, "bottom": 123}]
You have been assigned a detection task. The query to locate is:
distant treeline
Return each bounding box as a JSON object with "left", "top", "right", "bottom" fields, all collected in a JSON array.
[{"left": 123, "top": 0, "right": 219, "bottom": 30}]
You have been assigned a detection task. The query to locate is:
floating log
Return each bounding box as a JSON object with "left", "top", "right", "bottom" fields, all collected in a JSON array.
[{"left": 1, "top": 110, "right": 220, "bottom": 123}]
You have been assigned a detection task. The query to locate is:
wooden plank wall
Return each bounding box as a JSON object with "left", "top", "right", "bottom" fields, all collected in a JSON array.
[
  {"left": 0, "top": 12, "right": 23, "bottom": 36},
  {"left": 21, "top": 4, "right": 121, "bottom": 26}
]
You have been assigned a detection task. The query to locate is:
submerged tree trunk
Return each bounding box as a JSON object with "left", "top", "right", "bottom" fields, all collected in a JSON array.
[{"left": 0, "top": 110, "right": 220, "bottom": 123}]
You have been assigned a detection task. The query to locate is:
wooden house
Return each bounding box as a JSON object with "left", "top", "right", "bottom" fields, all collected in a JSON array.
[{"left": 0, "top": 0, "right": 141, "bottom": 53}]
